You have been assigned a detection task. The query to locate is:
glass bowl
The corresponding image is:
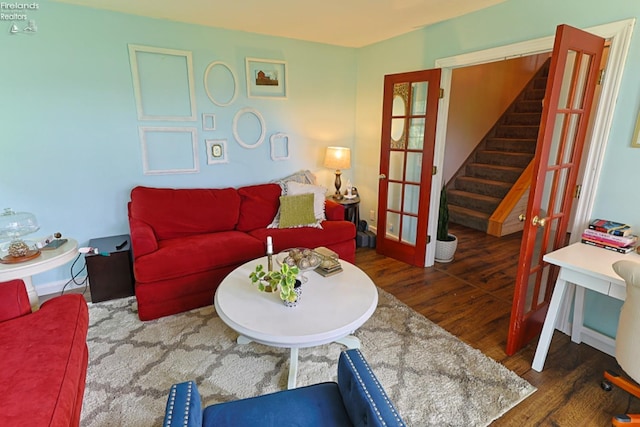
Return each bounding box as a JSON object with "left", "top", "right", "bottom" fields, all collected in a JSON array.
[{"left": 276, "top": 248, "right": 321, "bottom": 282}]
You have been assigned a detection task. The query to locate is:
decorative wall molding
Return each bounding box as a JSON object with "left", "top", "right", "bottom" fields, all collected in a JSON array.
[
  {"left": 139, "top": 126, "right": 199, "bottom": 175},
  {"left": 128, "top": 44, "right": 197, "bottom": 121},
  {"left": 204, "top": 61, "right": 238, "bottom": 107},
  {"left": 232, "top": 107, "right": 266, "bottom": 149},
  {"left": 270, "top": 132, "right": 290, "bottom": 161}
]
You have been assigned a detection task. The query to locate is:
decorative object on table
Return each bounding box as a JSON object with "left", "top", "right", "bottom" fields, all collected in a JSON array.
[
  {"left": 344, "top": 180, "right": 357, "bottom": 199},
  {"left": 588, "top": 218, "right": 633, "bottom": 236},
  {"left": 276, "top": 248, "right": 321, "bottom": 283},
  {"left": 249, "top": 263, "right": 300, "bottom": 305},
  {"left": 323, "top": 146, "right": 351, "bottom": 200},
  {"left": 266, "top": 235, "right": 274, "bottom": 272},
  {"left": 581, "top": 227, "right": 637, "bottom": 254},
  {"left": 314, "top": 246, "right": 343, "bottom": 276},
  {"left": 0, "top": 208, "right": 41, "bottom": 264},
  {"left": 434, "top": 187, "right": 458, "bottom": 263}
]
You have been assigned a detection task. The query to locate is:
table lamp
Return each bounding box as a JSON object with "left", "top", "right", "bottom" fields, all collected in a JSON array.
[{"left": 323, "top": 146, "right": 351, "bottom": 199}]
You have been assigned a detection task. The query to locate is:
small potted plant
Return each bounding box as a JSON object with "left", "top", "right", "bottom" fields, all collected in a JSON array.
[
  {"left": 435, "top": 186, "right": 458, "bottom": 263},
  {"left": 249, "top": 263, "right": 301, "bottom": 305}
]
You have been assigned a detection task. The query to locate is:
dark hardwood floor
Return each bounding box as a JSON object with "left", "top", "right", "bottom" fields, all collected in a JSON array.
[{"left": 356, "top": 222, "right": 640, "bottom": 426}]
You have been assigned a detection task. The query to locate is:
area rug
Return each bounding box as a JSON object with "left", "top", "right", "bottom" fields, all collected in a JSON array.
[{"left": 81, "top": 288, "right": 535, "bottom": 426}]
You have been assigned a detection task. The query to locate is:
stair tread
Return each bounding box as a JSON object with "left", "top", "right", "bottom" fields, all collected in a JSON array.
[
  {"left": 449, "top": 205, "right": 490, "bottom": 219},
  {"left": 448, "top": 189, "right": 501, "bottom": 203},
  {"left": 487, "top": 137, "right": 537, "bottom": 143},
  {"left": 468, "top": 162, "right": 524, "bottom": 173},
  {"left": 480, "top": 150, "right": 534, "bottom": 157},
  {"left": 456, "top": 176, "right": 512, "bottom": 187}
]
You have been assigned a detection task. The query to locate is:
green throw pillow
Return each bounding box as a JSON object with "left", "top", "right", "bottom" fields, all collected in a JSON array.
[{"left": 278, "top": 193, "right": 317, "bottom": 228}]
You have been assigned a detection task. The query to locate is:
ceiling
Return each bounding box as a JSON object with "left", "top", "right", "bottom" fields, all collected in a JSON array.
[{"left": 54, "top": 0, "right": 507, "bottom": 47}]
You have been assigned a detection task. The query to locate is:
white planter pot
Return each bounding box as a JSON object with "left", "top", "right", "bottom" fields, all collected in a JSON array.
[{"left": 435, "top": 234, "right": 458, "bottom": 263}]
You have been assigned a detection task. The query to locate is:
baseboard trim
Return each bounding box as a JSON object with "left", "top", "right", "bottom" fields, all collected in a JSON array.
[{"left": 35, "top": 276, "right": 89, "bottom": 298}]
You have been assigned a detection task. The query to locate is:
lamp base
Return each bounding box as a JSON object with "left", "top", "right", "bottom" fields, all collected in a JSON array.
[{"left": 334, "top": 170, "right": 343, "bottom": 199}]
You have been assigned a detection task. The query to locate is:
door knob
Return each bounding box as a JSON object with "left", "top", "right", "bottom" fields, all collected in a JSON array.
[
  {"left": 379, "top": 174, "right": 387, "bottom": 180},
  {"left": 518, "top": 214, "right": 526, "bottom": 222},
  {"left": 532, "top": 215, "right": 547, "bottom": 227}
]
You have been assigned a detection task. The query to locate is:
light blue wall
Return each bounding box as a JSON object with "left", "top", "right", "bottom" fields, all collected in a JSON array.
[
  {"left": 1, "top": 2, "right": 357, "bottom": 288},
  {"left": 2, "top": 0, "right": 638, "bottom": 340},
  {"left": 354, "top": 0, "right": 640, "bottom": 338}
]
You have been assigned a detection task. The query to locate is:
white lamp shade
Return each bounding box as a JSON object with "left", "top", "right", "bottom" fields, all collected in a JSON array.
[{"left": 323, "top": 146, "right": 351, "bottom": 170}]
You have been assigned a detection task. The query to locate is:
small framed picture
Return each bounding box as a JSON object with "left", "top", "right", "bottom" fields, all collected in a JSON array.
[
  {"left": 245, "top": 58, "right": 288, "bottom": 99},
  {"left": 206, "top": 139, "right": 229, "bottom": 164}
]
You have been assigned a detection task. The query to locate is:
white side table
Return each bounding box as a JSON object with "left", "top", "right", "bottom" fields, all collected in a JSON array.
[
  {"left": 531, "top": 242, "right": 636, "bottom": 372},
  {"left": 0, "top": 239, "right": 79, "bottom": 309}
]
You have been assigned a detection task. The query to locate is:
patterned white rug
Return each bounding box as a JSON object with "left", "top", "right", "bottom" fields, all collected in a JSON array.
[{"left": 81, "top": 288, "right": 535, "bottom": 426}]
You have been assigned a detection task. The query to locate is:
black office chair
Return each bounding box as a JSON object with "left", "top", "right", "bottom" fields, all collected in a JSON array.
[{"left": 601, "top": 260, "right": 640, "bottom": 426}]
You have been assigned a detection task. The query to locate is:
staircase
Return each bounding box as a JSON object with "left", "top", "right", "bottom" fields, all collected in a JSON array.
[{"left": 447, "top": 58, "right": 550, "bottom": 236}]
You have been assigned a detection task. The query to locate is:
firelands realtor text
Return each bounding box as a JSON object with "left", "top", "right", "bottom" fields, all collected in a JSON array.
[{"left": 1, "top": 2, "right": 38, "bottom": 20}]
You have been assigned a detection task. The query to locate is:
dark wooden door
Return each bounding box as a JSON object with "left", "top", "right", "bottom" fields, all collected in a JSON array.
[
  {"left": 376, "top": 69, "right": 441, "bottom": 266},
  {"left": 506, "top": 25, "right": 605, "bottom": 355}
]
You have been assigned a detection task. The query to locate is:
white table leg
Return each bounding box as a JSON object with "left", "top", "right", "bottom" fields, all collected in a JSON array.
[
  {"left": 287, "top": 348, "right": 298, "bottom": 390},
  {"left": 237, "top": 335, "right": 252, "bottom": 345},
  {"left": 571, "top": 286, "right": 586, "bottom": 344},
  {"left": 334, "top": 335, "right": 361, "bottom": 349},
  {"left": 532, "top": 277, "right": 568, "bottom": 372},
  {"left": 22, "top": 276, "right": 40, "bottom": 311},
  {"left": 236, "top": 336, "right": 299, "bottom": 390}
]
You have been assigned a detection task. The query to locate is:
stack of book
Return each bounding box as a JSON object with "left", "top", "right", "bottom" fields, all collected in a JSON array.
[
  {"left": 313, "top": 246, "right": 343, "bottom": 277},
  {"left": 581, "top": 219, "right": 637, "bottom": 254}
]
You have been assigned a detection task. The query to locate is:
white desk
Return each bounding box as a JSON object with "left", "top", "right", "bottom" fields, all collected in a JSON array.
[
  {"left": 0, "top": 239, "right": 79, "bottom": 308},
  {"left": 531, "top": 242, "right": 638, "bottom": 372},
  {"left": 215, "top": 256, "right": 378, "bottom": 389}
]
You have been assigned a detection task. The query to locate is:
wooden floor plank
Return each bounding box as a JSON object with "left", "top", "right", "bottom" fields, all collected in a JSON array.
[{"left": 356, "top": 223, "right": 640, "bottom": 426}]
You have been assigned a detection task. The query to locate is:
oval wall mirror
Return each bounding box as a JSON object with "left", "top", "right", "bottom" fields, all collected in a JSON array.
[
  {"left": 233, "top": 107, "right": 266, "bottom": 149},
  {"left": 204, "top": 61, "right": 237, "bottom": 107}
]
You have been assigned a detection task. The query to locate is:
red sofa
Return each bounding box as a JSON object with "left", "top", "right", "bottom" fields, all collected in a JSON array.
[
  {"left": 0, "top": 279, "right": 89, "bottom": 427},
  {"left": 128, "top": 183, "right": 356, "bottom": 321}
]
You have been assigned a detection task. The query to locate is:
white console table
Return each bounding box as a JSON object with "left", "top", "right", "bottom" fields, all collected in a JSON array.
[
  {"left": 0, "top": 239, "right": 78, "bottom": 309},
  {"left": 531, "top": 242, "right": 638, "bottom": 372}
]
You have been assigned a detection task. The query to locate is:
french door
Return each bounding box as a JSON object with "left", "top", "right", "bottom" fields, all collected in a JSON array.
[
  {"left": 376, "top": 69, "right": 441, "bottom": 266},
  {"left": 506, "top": 25, "right": 605, "bottom": 355}
]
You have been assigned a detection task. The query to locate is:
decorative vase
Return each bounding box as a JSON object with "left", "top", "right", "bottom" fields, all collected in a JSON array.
[
  {"left": 435, "top": 234, "right": 458, "bottom": 263},
  {"left": 283, "top": 279, "right": 302, "bottom": 308}
]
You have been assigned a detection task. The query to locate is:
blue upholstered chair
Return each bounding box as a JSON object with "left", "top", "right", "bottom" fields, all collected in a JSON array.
[{"left": 163, "top": 349, "right": 406, "bottom": 427}]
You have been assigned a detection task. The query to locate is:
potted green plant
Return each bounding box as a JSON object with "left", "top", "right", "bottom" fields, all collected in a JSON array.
[
  {"left": 249, "top": 263, "right": 301, "bottom": 305},
  {"left": 435, "top": 186, "right": 458, "bottom": 263}
]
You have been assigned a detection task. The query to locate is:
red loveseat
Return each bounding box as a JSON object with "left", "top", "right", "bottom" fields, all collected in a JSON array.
[
  {"left": 128, "top": 183, "right": 356, "bottom": 321},
  {"left": 0, "top": 279, "right": 89, "bottom": 427}
]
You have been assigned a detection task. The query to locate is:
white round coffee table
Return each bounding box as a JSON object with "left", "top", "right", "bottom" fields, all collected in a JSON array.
[{"left": 214, "top": 256, "right": 378, "bottom": 389}]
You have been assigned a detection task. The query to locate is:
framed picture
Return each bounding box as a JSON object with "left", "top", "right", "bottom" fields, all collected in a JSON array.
[
  {"left": 206, "top": 139, "right": 229, "bottom": 164},
  {"left": 245, "top": 58, "right": 288, "bottom": 99},
  {"left": 632, "top": 110, "right": 640, "bottom": 148}
]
